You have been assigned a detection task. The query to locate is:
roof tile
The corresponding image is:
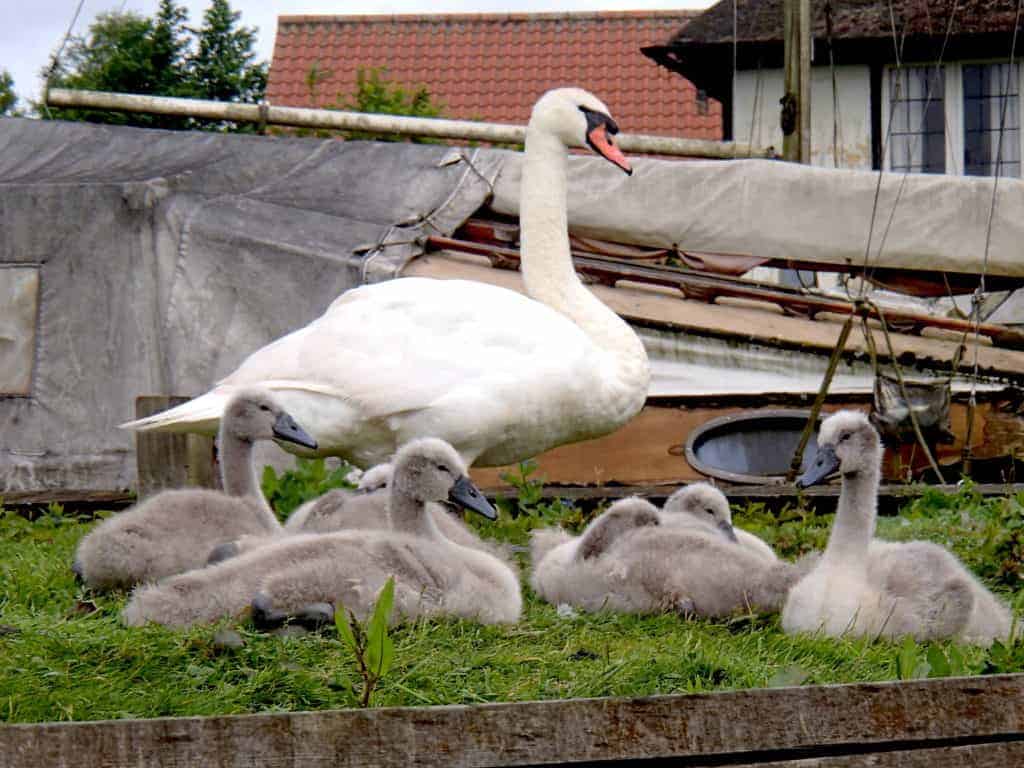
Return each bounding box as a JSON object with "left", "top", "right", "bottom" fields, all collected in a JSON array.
[{"left": 267, "top": 10, "right": 721, "bottom": 138}]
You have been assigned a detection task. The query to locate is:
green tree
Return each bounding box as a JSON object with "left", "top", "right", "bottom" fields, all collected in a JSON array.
[
  {"left": 338, "top": 68, "right": 443, "bottom": 142},
  {"left": 188, "top": 0, "right": 266, "bottom": 104},
  {"left": 41, "top": 0, "right": 266, "bottom": 131},
  {"left": 151, "top": 0, "right": 191, "bottom": 95},
  {"left": 44, "top": 8, "right": 190, "bottom": 127},
  {"left": 0, "top": 69, "right": 16, "bottom": 116}
]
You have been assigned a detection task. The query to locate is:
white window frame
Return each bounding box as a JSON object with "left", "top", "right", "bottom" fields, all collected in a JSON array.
[{"left": 880, "top": 59, "right": 1024, "bottom": 177}]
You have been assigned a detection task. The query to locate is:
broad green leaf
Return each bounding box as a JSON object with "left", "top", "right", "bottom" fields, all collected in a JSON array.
[
  {"left": 767, "top": 664, "right": 810, "bottom": 688},
  {"left": 334, "top": 601, "right": 357, "bottom": 654},
  {"left": 925, "top": 645, "right": 950, "bottom": 678},
  {"left": 946, "top": 645, "right": 969, "bottom": 676},
  {"left": 366, "top": 577, "right": 396, "bottom": 678},
  {"left": 896, "top": 637, "right": 929, "bottom": 680}
]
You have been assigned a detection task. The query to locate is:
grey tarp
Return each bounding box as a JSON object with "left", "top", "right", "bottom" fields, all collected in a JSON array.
[
  {"left": 0, "top": 118, "right": 499, "bottom": 492},
  {"left": 491, "top": 155, "right": 1024, "bottom": 278},
  {"left": 2, "top": 118, "right": 1017, "bottom": 494}
]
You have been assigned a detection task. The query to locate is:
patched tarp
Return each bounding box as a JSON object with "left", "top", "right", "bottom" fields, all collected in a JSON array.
[{"left": 0, "top": 118, "right": 499, "bottom": 493}]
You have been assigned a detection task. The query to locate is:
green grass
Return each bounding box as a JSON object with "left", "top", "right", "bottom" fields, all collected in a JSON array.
[{"left": 2, "top": 475, "right": 1024, "bottom": 724}]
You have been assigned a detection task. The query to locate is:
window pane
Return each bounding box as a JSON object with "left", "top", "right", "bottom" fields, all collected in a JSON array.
[
  {"left": 0, "top": 266, "right": 39, "bottom": 396},
  {"left": 888, "top": 66, "right": 946, "bottom": 174},
  {"left": 964, "top": 63, "right": 1020, "bottom": 178}
]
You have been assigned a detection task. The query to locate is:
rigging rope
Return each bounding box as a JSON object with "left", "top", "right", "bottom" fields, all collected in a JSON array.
[
  {"left": 825, "top": 1, "right": 842, "bottom": 167},
  {"left": 963, "top": 0, "right": 1024, "bottom": 472},
  {"left": 855, "top": 0, "right": 959, "bottom": 297},
  {"left": 42, "top": 0, "right": 87, "bottom": 120},
  {"left": 867, "top": 1, "right": 961, "bottom": 287}
]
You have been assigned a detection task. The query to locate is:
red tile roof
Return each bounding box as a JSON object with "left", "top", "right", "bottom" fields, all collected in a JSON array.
[{"left": 268, "top": 11, "right": 722, "bottom": 139}]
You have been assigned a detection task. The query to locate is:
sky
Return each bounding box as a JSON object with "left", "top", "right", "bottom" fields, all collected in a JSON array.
[{"left": 4, "top": 0, "right": 714, "bottom": 109}]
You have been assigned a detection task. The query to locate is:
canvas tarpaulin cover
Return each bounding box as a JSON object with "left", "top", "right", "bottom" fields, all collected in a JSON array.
[
  {"left": 2, "top": 117, "right": 1017, "bottom": 493},
  {"left": 491, "top": 154, "right": 1024, "bottom": 279},
  {"left": 0, "top": 118, "right": 499, "bottom": 493}
]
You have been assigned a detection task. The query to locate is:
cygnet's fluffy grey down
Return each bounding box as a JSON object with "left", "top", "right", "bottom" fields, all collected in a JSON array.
[
  {"left": 284, "top": 462, "right": 393, "bottom": 532},
  {"left": 74, "top": 389, "right": 317, "bottom": 589},
  {"left": 663, "top": 483, "right": 778, "bottom": 562},
  {"left": 207, "top": 461, "right": 511, "bottom": 566},
  {"left": 782, "top": 410, "right": 1012, "bottom": 645},
  {"left": 206, "top": 462, "right": 395, "bottom": 563},
  {"left": 122, "top": 438, "right": 522, "bottom": 629},
  {"left": 531, "top": 495, "right": 801, "bottom": 618}
]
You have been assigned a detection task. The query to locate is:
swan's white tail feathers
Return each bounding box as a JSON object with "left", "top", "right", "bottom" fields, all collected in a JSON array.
[{"left": 119, "top": 391, "right": 229, "bottom": 434}]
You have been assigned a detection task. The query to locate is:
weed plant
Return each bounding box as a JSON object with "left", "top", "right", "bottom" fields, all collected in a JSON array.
[{"left": 2, "top": 467, "right": 1023, "bottom": 723}]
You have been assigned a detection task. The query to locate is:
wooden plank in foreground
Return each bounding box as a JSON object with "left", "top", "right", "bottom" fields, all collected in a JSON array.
[
  {"left": 3, "top": 675, "right": 1023, "bottom": 768},
  {"left": 748, "top": 740, "right": 1024, "bottom": 767}
]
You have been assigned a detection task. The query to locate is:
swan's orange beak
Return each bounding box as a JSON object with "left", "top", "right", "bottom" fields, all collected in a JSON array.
[{"left": 587, "top": 123, "right": 632, "bottom": 175}]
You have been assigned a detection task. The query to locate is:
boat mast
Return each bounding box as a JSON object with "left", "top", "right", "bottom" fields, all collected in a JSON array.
[{"left": 782, "top": 0, "right": 812, "bottom": 163}]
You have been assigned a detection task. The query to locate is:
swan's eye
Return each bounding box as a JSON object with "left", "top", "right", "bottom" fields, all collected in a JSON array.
[
  {"left": 436, "top": 463, "right": 451, "bottom": 474},
  {"left": 838, "top": 432, "right": 850, "bottom": 443},
  {"left": 705, "top": 508, "right": 715, "bottom": 516},
  {"left": 259, "top": 405, "right": 271, "bottom": 412}
]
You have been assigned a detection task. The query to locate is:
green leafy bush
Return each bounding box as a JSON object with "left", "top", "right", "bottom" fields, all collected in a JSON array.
[
  {"left": 260, "top": 458, "right": 358, "bottom": 521},
  {"left": 479, "top": 460, "right": 588, "bottom": 544}
]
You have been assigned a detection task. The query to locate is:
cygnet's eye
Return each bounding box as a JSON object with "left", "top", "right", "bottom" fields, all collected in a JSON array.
[
  {"left": 436, "top": 463, "right": 451, "bottom": 474},
  {"left": 259, "top": 405, "right": 271, "bottom": 413},
  {"left": 838, "top": 432, "right": 851, "bottom": 443},
  {"left": 705, "top": 507, "right": 715, "bottom": 516}
]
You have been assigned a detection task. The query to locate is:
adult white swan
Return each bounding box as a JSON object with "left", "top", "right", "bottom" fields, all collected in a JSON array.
[{"left": 123, "top": 88, "right": 648, "bottom": 468}]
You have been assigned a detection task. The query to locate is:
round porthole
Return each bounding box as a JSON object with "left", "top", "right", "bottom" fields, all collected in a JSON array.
[{"left": 684, "top": 410, "right": 821, "bottom": 485}]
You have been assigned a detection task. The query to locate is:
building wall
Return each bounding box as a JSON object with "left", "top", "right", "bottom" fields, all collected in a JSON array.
[{"left": 733, "top": 65, "right": 873, "bottom": 169}]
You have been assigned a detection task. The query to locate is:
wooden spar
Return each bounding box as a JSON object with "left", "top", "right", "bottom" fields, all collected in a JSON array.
[
  {"left": 782, "top": 0, "right": 812, "bottom": 162},
  {"left": 44, "top": 88, "right": 777, "bottom": 160},
  {"left": 424, "top": 235, "right": 1024, "bottom": 351}
]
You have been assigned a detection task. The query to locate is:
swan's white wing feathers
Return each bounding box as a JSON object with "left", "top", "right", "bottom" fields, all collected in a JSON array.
[{"left": 221, "top": 277, "right": 594, "bottom": 419}]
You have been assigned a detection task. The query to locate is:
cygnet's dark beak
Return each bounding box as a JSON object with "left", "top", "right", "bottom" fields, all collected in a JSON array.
[
  {"left": 449, "top": 475, "right": 497, "bottom": 520},
  {"left": 272, "top": 412, "right": 318, "bottom": 450},
  {"left": 796, "top": 445, "right": 840, "bottom": 488},
  {"left": 717, "top": 519, "right": 739, "bottom": 543}
]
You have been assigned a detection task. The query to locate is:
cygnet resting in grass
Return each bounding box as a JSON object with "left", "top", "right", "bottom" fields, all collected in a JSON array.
[
  {"left": 208, "top": 460, "right": 511, "bottom": 565},
  {"left": 781, "top": 410, "right": 1012, "bottom": 645},
  {"left": 206, "top": 463, "right": 396, "bottom": 563},
  {"left": 530, "top": 495, "right": 662, "bottom": 573},
  {"left": 122, "top": 438, "right": 522, "bottom": 629},
  {"left": 663, "top": 483, "right": 778, "bottom": 562},
  {"left": 531, "top": 496, "right": 800, "bottom": 618},
  {"left": 74, "top": 389, "right": 316, "bottom": 589},
  {"left": 284, "top": 463, "right": 393, "bottom": 532}
]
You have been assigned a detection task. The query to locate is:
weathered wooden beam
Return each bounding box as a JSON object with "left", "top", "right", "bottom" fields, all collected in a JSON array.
[
  {"left": 134, "top": 396, "right": 217, "bottom": 499},
  {"left": 2, "top": 675, "right": 1023, "bottom": 767},
  {"left": 0, "top": 490, "right": 135, "bottom": 511}
]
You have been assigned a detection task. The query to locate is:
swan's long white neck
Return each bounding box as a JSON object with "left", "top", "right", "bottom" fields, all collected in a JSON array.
[
  {"left": 822, "top": 460, "right": 880, "bottom": 567},
  {"left": 519, "top": 126, "right": 649, "bottom": 418},
  {"left": 219, "top": 430, "right": 279, "bottom": 528}
]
